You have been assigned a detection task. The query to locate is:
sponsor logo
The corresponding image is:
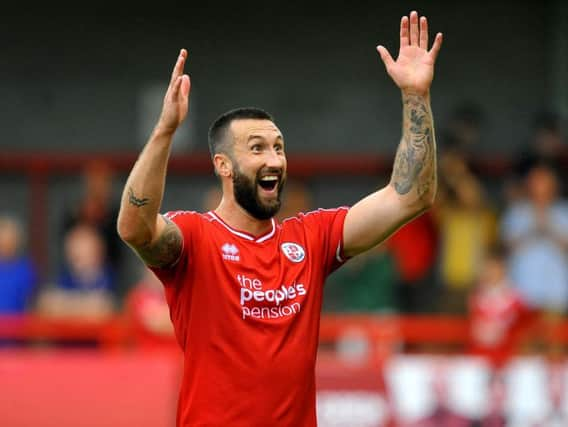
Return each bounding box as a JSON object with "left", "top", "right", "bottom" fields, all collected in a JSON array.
[
  {"left": 236, "top": 274, "right": 307, "bottom": 320},
  {"left": 221, "top": 243, "right": 240, "bottom": 262},
  {"left": 281, "top": 242, "right": 306, "bottom": 263}
]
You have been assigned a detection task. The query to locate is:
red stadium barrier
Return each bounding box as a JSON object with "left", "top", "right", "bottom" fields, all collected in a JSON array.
[
  {"left": 2, "top": 314, "right": 568, "bottom": 426},
  {"left": 1, "top": 313, "right": 567, "bottom": 351}
]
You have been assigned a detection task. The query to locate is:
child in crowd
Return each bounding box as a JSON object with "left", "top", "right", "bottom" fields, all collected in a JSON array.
[{"left": 468, "top": 245, "right": 526, "bottom": 367}]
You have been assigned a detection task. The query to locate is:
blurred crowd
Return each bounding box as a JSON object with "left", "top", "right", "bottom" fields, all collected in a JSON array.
[{"left": 0, "top": 105, "right": 567, "bottom": 358}]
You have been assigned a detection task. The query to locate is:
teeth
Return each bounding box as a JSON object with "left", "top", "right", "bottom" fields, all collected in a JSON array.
[{"left": 260, "top": 176, "right": 278, "bottom": 181}]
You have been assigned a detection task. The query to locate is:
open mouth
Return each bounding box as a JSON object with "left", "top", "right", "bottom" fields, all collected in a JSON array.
[{"left": 258, "top": 176, "right": 279, "bottom": 192}]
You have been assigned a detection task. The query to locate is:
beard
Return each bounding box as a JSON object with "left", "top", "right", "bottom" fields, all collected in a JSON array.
[{"left": 232, "top": 165, "right": 286, "bottom": 220}]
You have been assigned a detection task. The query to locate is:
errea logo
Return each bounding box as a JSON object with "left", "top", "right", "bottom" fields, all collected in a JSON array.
[
  {"left": 221, "top": 243, "right": 240, "bottom": 262},
  {"left": 281, "top": 242, "right": 305, "bottom": 263}
]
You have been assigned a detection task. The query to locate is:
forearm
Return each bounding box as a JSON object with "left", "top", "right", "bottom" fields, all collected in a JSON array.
[
  {"left": 390, "top": 92, "right": 437, "bottom": 208},
  {"left": 117, "top": 126, "right": 174, "bottom": 246}
]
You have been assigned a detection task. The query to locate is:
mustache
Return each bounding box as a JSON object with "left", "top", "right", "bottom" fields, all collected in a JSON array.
[{"left": 257, "top": 168, "right": 284, "bottom": 179}]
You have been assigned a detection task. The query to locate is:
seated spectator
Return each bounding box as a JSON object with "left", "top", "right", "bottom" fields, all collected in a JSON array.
[
  {"left": 0, "top": 215, "right": 37, "bottom": 313},
  {"left": 468, "top": 245, "right": 526, "bottom": 367},
  {"left": 36, "top": 224, "right": 114, "bottom": 319},
  {"left": 125, "top": 268, "right": 176, "bottom": 349}
]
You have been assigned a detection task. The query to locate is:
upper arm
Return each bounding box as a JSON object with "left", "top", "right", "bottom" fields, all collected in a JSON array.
[
  {"left": 130, "top": 214, "right": 183, "bottom": 268},
  {"left": 342, "top": 185, "right": 427, "bottom": 258}
]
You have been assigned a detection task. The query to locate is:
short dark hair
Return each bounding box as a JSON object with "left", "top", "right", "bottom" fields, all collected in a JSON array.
[{"left": 208, "top": 107, "right": 274, "bottom": 157}]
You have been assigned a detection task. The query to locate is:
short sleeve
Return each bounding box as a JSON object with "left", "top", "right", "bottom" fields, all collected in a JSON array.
[
  {"left": 300, "top": 207, "right": 350, "bottom": 276},
  {"left": 149, "top": 210, "right": 200, "bottom": 288}
]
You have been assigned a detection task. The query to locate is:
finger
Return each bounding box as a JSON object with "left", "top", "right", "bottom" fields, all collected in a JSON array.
[
  {"left": 180, "top": 75, "right": 191, "bottom": 99},
  {"left": 169, "top": 49, "right": 188, "bottom": 86},
  {"left": 409, "top": 11, "right": 419, "bottom": 46},
  {"left": 419, "top": 16, "right": 428, "bottom": 50},
  {"left": 429, "top": 32, "right": 443, "bottom": 62},
  {"left": 170, "top": 75, "right": 184, "bottom": 100},
  {"left": 400, "top": 16, "right": 409, "bottom": 47},
  {"left": 376, "top": 45, "right": 394, "bottom": 70}
]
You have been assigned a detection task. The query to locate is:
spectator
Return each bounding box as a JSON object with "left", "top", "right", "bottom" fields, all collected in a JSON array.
[
  {"left": 501, "top": 163, "right": 568, "bottom": 356},
  {"left": 0, "top": 215, "right": 37, "bottom": 313},
  {"left": 468, "top": 245, "right": 525, "bottom": 367},
  {"left": 36, "top": 224, "right": 114, "bottom": 319},
  {"left": 436, "top": 153, "right": 497, "bottom": 313},
  {"left": 62, "top": 159, "right": 122, "bottom": 279},
  {"left": 501, "top": 163, "right": 568, "bottom": 312}
]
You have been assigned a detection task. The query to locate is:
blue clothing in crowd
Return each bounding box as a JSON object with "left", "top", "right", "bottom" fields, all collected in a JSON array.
[
  {"left": 58, "top": 265, "right": 114, "bottom": 293},
  {"left": 0, "top": 256, "right": 36, "bottom": 313},
  {"left": 501, "top": 202, "right": 568, "bottom": 311}
]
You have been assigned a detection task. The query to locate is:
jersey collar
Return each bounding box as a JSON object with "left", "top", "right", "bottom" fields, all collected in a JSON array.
[{"left": 207, "top": 211, "right": 276, "bottom": 243}]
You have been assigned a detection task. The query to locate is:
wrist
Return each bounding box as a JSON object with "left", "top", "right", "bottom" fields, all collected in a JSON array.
[
  {"left": 401, "top": 89, "right": 430, "bottom": 99},
  {"left": 152, "top": 123, "right": 177, "bottom": 139}
]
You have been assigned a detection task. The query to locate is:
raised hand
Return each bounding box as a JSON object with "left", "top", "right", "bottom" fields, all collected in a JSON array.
[
  {"left": 157, "top": 49, "right": 191, "bottom": 134},
  {"left": 377, "top": 11, "right": 442, "bottom": 96}
]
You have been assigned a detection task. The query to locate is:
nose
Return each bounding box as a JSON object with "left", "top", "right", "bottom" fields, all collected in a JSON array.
[{"left": 265, "top": 148, "right": 285, "bottom": 169}]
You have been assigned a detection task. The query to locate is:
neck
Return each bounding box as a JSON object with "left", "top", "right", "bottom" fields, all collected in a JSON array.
[{"left": 214, "top": 198, "right": 274, "bottom": 237}]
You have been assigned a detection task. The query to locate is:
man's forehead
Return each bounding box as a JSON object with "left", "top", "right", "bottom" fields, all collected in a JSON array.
[{"left": 230, "top": 119, "right": 282, "bottom": 139}]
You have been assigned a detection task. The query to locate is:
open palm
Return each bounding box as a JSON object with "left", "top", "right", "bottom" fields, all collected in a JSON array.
[
  {"left": 377, "top": 11, "right": 443, "bottom": 95},
  {"left": 158, "top": 49, "right": 191, "bottom": 134}
]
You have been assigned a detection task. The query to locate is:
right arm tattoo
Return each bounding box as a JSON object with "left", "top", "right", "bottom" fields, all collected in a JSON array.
[
  {"left": 128, "top": 187, "right": 150, "bottom": 207},
  {"left": 135, "top": 216, "right": 183, "bottom": 268},
  {"left": 391, "top": 93, "right": 437, "bottom": 202}
]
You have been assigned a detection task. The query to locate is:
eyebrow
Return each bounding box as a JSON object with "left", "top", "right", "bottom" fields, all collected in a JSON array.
[{"left": 247, "top": 134, "right": 284, "bottom": 142}]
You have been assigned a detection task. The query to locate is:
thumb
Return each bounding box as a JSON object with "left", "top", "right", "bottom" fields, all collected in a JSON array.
[{"left": 376, "top": 45, "right": 394, "bottom": 70}]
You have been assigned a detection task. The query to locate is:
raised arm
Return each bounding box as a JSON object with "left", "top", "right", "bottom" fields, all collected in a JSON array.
[
  {"left": 117, "top": 49, "right": 191, "bottom": 267},
  {"left": 343, "top": 11, "right": 443, "bottom": 257}
]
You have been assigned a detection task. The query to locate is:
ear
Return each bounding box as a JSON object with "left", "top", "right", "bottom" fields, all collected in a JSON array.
[{"left": 213, "top": 153, "right": 232, "bottom": 178}]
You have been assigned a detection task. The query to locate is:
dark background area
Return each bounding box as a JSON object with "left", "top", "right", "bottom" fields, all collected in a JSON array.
[{"left": 0, "top": 2, "right": 563, "bottom": 153}]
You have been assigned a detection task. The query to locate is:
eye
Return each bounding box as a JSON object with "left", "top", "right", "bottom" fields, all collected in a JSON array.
[
  {"left": 251, "top": 144, "right": 262, "bottom": 153},
  {"left": 275, "top": 144, "right": 284, "bottom": 153}
]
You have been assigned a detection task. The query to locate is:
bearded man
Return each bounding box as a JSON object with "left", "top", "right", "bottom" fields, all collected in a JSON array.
[{"left": 118, "top": 10, "right": 442, "bottom": 427}]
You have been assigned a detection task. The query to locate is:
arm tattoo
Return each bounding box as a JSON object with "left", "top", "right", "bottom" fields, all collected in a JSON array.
[
  {"left": 391, "top": 94, "right": 436, "bottom": 200},
  {"left": 128, "top": 187, "right": 150, "bottom": 207},
  {"left": 136, "top": 216, "right": 183, "bottom": 268}
]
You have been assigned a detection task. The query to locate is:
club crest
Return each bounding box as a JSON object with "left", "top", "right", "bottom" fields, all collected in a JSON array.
[{"left": 281, "top": 242, "right": 306, "bottom": 263}]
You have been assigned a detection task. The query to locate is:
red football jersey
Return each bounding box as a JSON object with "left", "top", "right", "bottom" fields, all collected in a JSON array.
[{"left": 151, "top": 207, "right": 349, "bottom": 427}]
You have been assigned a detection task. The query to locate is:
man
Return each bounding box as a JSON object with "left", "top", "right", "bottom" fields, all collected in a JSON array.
[{"left": 118, "top": 11, "right": 442, "bottom": 427}]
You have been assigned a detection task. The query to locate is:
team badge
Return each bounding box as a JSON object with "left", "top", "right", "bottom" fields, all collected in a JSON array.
[{"left": 281, "top": 242, "right": 306, "bottom": 263}]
